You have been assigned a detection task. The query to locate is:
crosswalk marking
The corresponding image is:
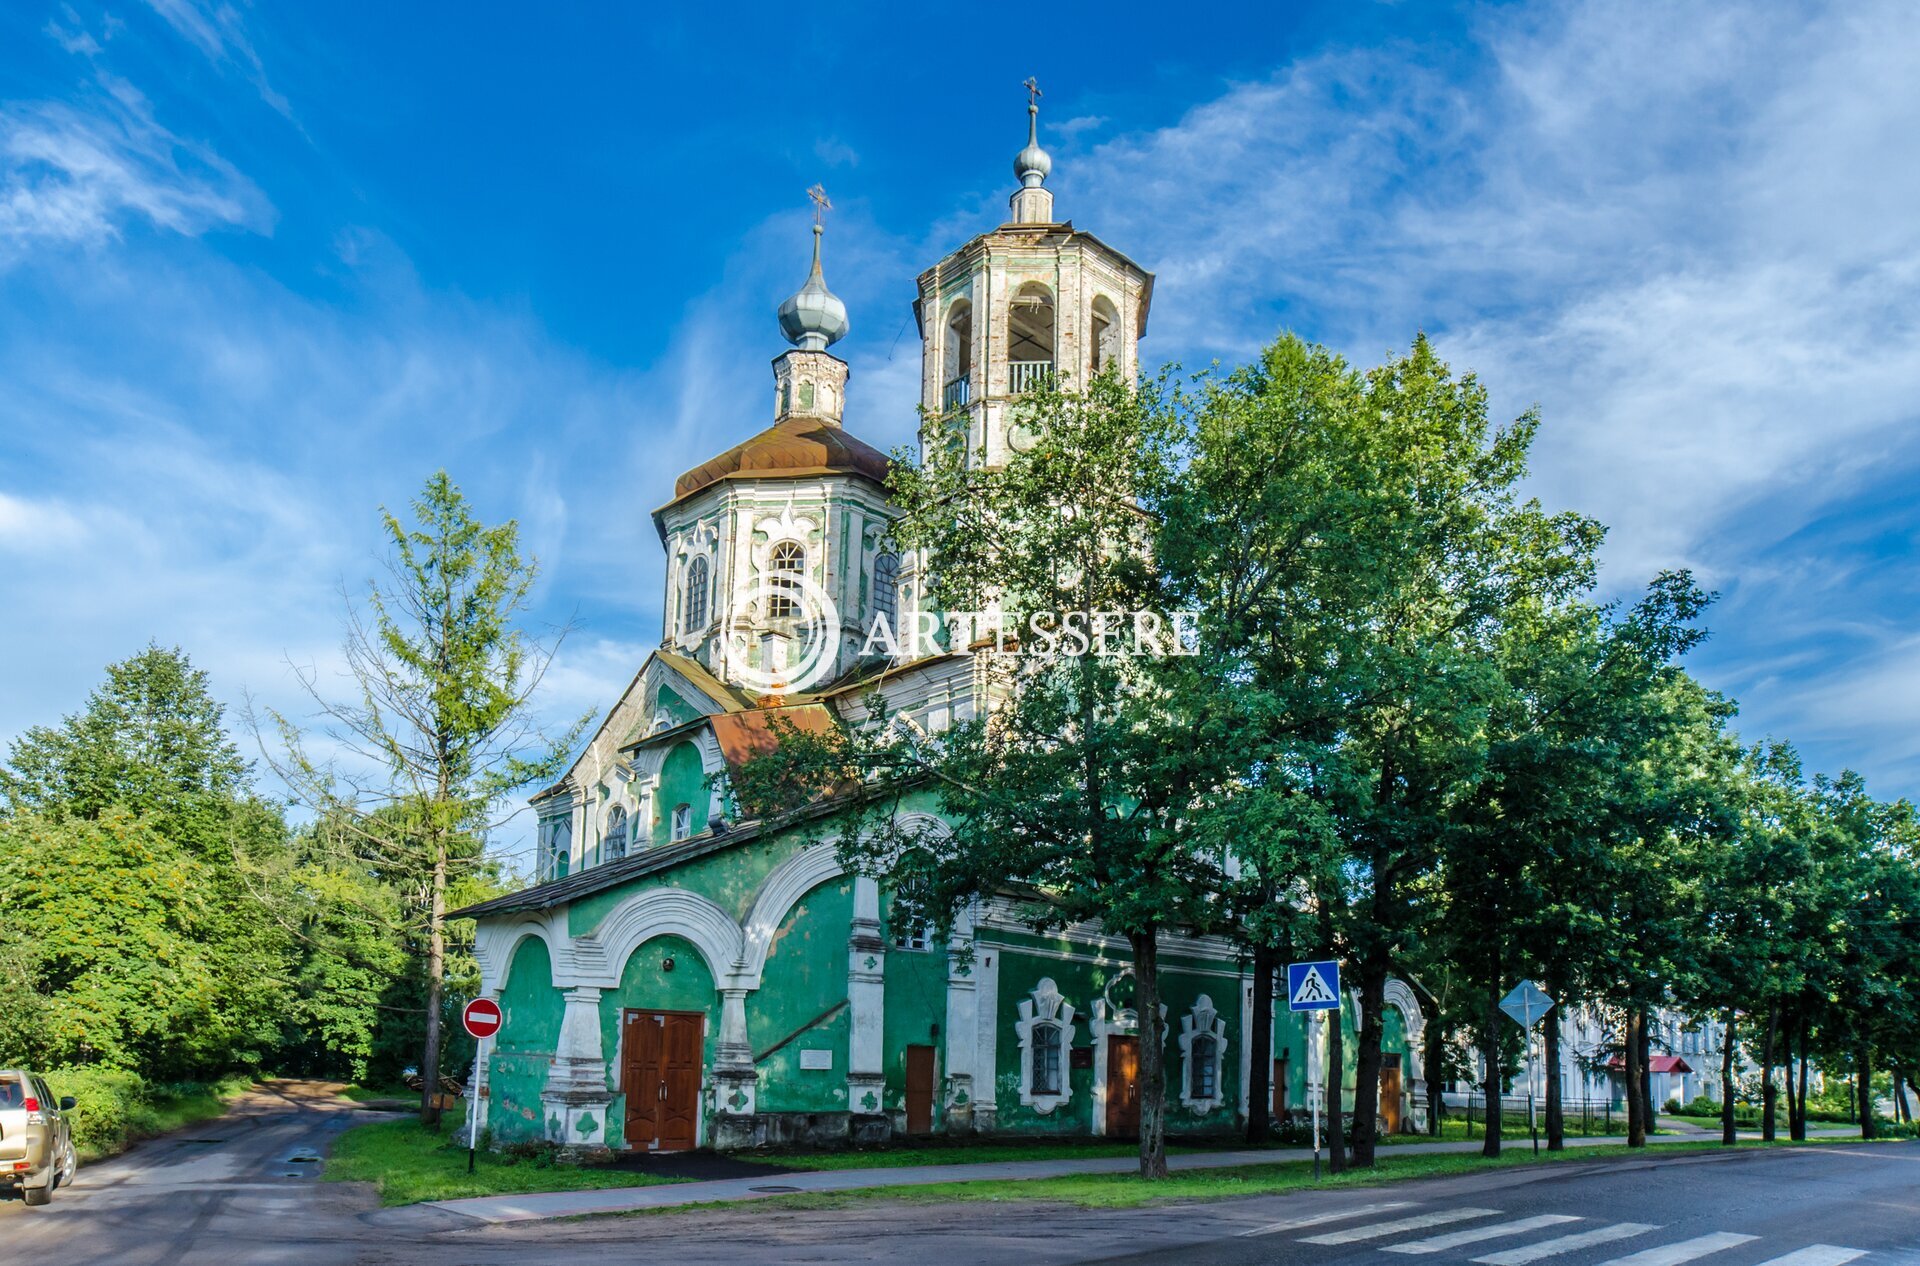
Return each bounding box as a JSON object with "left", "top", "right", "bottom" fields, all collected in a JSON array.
[
  {"left": 1301, "top": 1207, "right": 1501, "bottom": 1245},
  {"left": 1234, "top": 1201, "right": 1417, "bottom": 1237},
  {"left": 1749, "top": 1249, "right": 1868, "bottom": 1266},
  {"left": 1474, "top": 1222, "right": 1661, "bottom": 1265},
  {"left": 1384, "top": 1214, "right": 1585, "bottom": 1255},
  {"left": 1594, "top": 1231, "right": 1760, "bottom": 1266}
]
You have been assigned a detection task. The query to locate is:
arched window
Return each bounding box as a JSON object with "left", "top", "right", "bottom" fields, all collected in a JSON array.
[
  {"left": 539, "top": 814, "right": 572, "bottom": 882},
  {"left": 671, "top": 802, "right": 692, "bottom": 841},
  {"left": 1030, "top": 1022, "right": 1063, "bottom": 1096},
  {"left": 872, "top": 551, "right": 898, "bottom": 626},
  {"left": 767, "top": 541, "right": 805, "bottom": 618},
  {"left": 943, "top": 299, "right": 972, "bottom": 411},
  {"left": 1090, "top": 295, "right": 1120, "bottom": 377},
  {"left": 604, "top": 805, "right": 628, "bottom": 861},
  {"left": 1008, "top": 283, "right": 1054, "bottom": 393},
  {"left": 682, "top": 555, "right": 711, "bottom": 635},
  {"left": 1190, "top": 1035, "right": 1217, "bottom": 1099}
]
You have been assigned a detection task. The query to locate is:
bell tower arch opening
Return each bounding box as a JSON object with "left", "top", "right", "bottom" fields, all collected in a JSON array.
[
  {"left": 944, "top": 298, "right": 973, "bottom": 413},
  {"left": 1008, "top": 283, "right": 1055, "bottom": 394}
]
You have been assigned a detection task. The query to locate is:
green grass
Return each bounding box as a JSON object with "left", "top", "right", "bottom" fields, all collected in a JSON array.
[
  {"left": 141, "top": 1075, "right": 256, "bottom": 1140},
  {"left": 338, "top": 1083, "right": 415, "bottom": 1104},
  {"left": 665, "top": 1137, "right": 1878, "bottom": 1216},
  {"left": 763, "top": 1120, "right": 1630, "bottom": 1168},
  {"left": 323, "top": 1107, "right": 693, "bottom": 1206}
]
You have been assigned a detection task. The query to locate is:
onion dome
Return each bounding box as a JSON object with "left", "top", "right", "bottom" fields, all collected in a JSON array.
[
  {"left": 1014, "top": 98, "right": 1052, "bottom": 189},
  {"left": 776, "top": 224, "right": 849, "bottom": 351}
]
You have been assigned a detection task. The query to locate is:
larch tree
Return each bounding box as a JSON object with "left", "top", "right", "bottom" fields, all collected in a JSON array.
[{"left": 260, "top": 472, "right": 582, "bottom": 1125}]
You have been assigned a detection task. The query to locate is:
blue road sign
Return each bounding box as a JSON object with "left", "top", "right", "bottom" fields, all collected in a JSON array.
[{"left": 1287, "top": 960, "right": 1342, "bottom": 1012}]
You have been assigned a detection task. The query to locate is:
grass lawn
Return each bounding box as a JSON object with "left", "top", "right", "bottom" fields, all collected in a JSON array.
[
  {"left": 324, "top": 1107, "right": 692, "bottom": 1206},
  {"left": 763, "top": 1120, "right": 1639, "bottom": 1169},
  {"left": 338, "top": 1083, "right": 416, "bottom": 1104},
  {"left": 678, "top": 1137, "right": 1873, "bottom": 1215}
]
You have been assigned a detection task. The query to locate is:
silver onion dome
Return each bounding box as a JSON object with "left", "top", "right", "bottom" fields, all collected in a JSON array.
[
  {"left": 777, "top": 224, "right": 849, "bottom": 351},
  {"left": 1014, "top": 100, "right": 1052, "bottom": 188}
]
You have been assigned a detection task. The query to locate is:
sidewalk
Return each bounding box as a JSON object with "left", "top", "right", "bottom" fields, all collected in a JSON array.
[{"left": 419, "top": 1126, "right": 1861, "bottom": 1226}]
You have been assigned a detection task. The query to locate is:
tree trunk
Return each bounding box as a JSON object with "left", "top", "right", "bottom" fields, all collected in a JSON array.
[
  {"left": 1350, "top": 959, "right": 1387, "bottom": 1168},
  {"left": 1720, "top": 1007, "right": 1738, "bottom": 1146},
  {"left": 1638, "top": 1007, "right": 1655, "bottom": 1131},
  {"left": 1858, "top": 1046, "right": 1876, "bottom": 1140},
  {"left": 1426, "top": 1005, "right": 1446, "bottom": 1136},
  {"left": 1792, "top": 1019, "right": 1810, "bottom": 1141},
  {"left": 1759, "top": 1002, "right": 1779, "bottom": 1141},
  {"left": 1544, "top": 1003, "right": 1564, "bottom": 1150},
  {"left": 1326, "top": 1000, "right": 1347, "bottom": 1173},
  {"left": 1624, "top": 1008, "right": 1645, "bottom": 1148},
  {"left": 1130, "top": 930, "right": 1169, "bottom": 1178},
  {"left": 420, "top": 838, "right": 448, "bottom": 1128},
  {"left": 1245, "top": 941, "right": 1276, "bottom": 1144},
  {"left": 1482, "top": 987, "right": 1503, "bottom": 1158}
]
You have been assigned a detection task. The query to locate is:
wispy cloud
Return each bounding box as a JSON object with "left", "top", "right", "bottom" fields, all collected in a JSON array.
[
  {"left": 0, "top": 52, "right": 271, "bottom": 264},
  {"left": 141, "top": 0, "right": 294, "bottom": 119}
]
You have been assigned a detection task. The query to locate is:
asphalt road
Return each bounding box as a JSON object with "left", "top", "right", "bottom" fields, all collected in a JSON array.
[{"left": 4, "top": 1084, "right": 1915, "bottom": 1265}]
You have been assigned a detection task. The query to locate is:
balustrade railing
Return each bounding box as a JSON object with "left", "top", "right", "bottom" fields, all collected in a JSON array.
[
  {"left": 942, "top": 376, "right": 971, "bottom": 411},
  {"left": 1008, "top": 360, "right": 1053, "bottom": 393}
]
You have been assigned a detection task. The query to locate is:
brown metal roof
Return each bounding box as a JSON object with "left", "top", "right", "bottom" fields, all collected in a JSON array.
[{"left": 669, "top": 417, "right": 893, "bottom": 505}]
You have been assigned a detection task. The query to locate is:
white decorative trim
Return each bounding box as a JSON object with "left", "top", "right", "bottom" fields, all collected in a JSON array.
[
  {"left": 1383, "top": 976, "right": 1428, "bottom": 1131},
  {"left": 739, "top": 843, "right": 846, "bottom": 989},
  {"left": 1177, "top": 994, "right": 1230, "bottom": 1115},
  {"left": 474, "top": 912, "right": 565, "bottom": 994},
  {"left": 573, "top": 888, "right": 746, "bottom": 989},
  {"left": 1014, "top": 978, "right": 1076, "bottom": 1115}
]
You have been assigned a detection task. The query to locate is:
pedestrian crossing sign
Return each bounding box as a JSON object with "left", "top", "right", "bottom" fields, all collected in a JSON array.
[{"left": 1287, "top": 959, "right": 1342, "bottom": 1012}]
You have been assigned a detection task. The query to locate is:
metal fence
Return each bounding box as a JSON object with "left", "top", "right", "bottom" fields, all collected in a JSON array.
[{"left": 1451, "top": 1094, "right": 1625, "bottom": 1137}]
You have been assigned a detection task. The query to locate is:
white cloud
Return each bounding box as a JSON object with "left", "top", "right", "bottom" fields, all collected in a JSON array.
[
  {"left": 141, "top": 0, "right": 295, "bottom": 120},
  {"left": 0, "top": 72, "right": 272, "bottom": 263}
]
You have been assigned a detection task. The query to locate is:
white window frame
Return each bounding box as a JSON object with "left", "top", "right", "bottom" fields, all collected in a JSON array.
[
  {"left": 670, "top": 802, "right": 693, "bottom": 841},
  {"left": 1014, "top": 978, "right": 1076, "bottom": 1115},
  {"left": 1177, "top": 993, "right": 1230, "bottom": 1115}
]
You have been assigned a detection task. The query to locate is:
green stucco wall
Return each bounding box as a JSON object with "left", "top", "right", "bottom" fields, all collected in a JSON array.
[
  {"left": 880, "top": 893, "right": 949, "bottom": 1127},
  {"left": 649, "top": 740, "right": 710, "bottom": 847},
  {"left": 750, "top": 877, "right": 853, "bottom": 1113},
  {"left": 489, "top": 936, "right": 564, "bottom": 1144}
]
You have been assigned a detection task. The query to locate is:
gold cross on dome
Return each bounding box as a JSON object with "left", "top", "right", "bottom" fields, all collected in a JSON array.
[
  {"left": 807, "top": 183, "right": 832, "bottom": 227},
  {"left": 1024, "top": 76, "right": 1042, "bottom": 108}
]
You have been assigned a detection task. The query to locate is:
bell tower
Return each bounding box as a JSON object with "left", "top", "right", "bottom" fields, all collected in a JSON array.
[{"left": 912, "top": 82, "right": 1155, "bottom": 467}]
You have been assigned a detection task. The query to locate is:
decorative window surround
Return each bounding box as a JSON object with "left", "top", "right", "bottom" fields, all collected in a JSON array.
[
  {"left": 1014, "top": 978, "right": 1076, "bottom": 1114},
  {"left": 1178, "top": 994, "right": 1230, "bottom": 1115}
]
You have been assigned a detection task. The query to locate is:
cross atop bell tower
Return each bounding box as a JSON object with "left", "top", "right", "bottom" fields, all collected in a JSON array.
[{"left": 1009, "top": 77, "right": 1054, "bottom": 226}]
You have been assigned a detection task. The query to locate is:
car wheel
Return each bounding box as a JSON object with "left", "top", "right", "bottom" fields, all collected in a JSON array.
[
  {"left": 61, "top": 1143, "right": 77, "bottom": 1186},
  {"left": 23, "top": 1183, "right": 50, "bottom": 1206}
]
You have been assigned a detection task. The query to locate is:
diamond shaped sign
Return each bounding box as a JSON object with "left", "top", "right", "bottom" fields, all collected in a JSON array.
[{"left": 1499, "top": 979, "right": 1555, "bottom": 1029}]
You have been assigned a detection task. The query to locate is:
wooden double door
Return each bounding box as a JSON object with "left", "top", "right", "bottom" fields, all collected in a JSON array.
[
  {"left": 1106, "top": 1035, "right": 1140, "bottom": 1138},
  {"left": 622, "top": 1009, "right": 703, "bottom": 1151}
]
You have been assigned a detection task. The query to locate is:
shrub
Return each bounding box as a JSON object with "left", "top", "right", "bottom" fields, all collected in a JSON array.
[{"left": 42, "top": 1065, "right": 160, "bottom": 1156}]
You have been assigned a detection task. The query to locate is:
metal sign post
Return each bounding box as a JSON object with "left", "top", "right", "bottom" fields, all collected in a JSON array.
[
  {"left": 1311, "top": 1012, "right": 1323, "bottom": 1180},
  {"left": 1288, "top": 960, "right": 1342, "bottom": 1181},
  {"left": 460, "top": 997, "right": 504, "bottom": 1175},
  {"left": 1499, "top": 981, "right": 1555, "bottom": 1155}
]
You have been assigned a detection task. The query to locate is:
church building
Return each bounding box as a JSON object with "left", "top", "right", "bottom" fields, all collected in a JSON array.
[{"left": 453, "top": 101, "right": 1428, "bottom": 1154}]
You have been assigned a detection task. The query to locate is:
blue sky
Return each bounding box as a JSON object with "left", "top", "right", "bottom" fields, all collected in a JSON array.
[{"left": 3, "top": 1, "right": 1917, "bottom": 864}]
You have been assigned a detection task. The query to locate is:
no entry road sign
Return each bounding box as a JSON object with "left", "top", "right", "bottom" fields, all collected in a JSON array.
[
  {"left": 462, "top": 997, "right": 503, "bottom": 1040},
  {"left": 1287, "top": 960, "right": 1342, "bottom": 1012}
]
